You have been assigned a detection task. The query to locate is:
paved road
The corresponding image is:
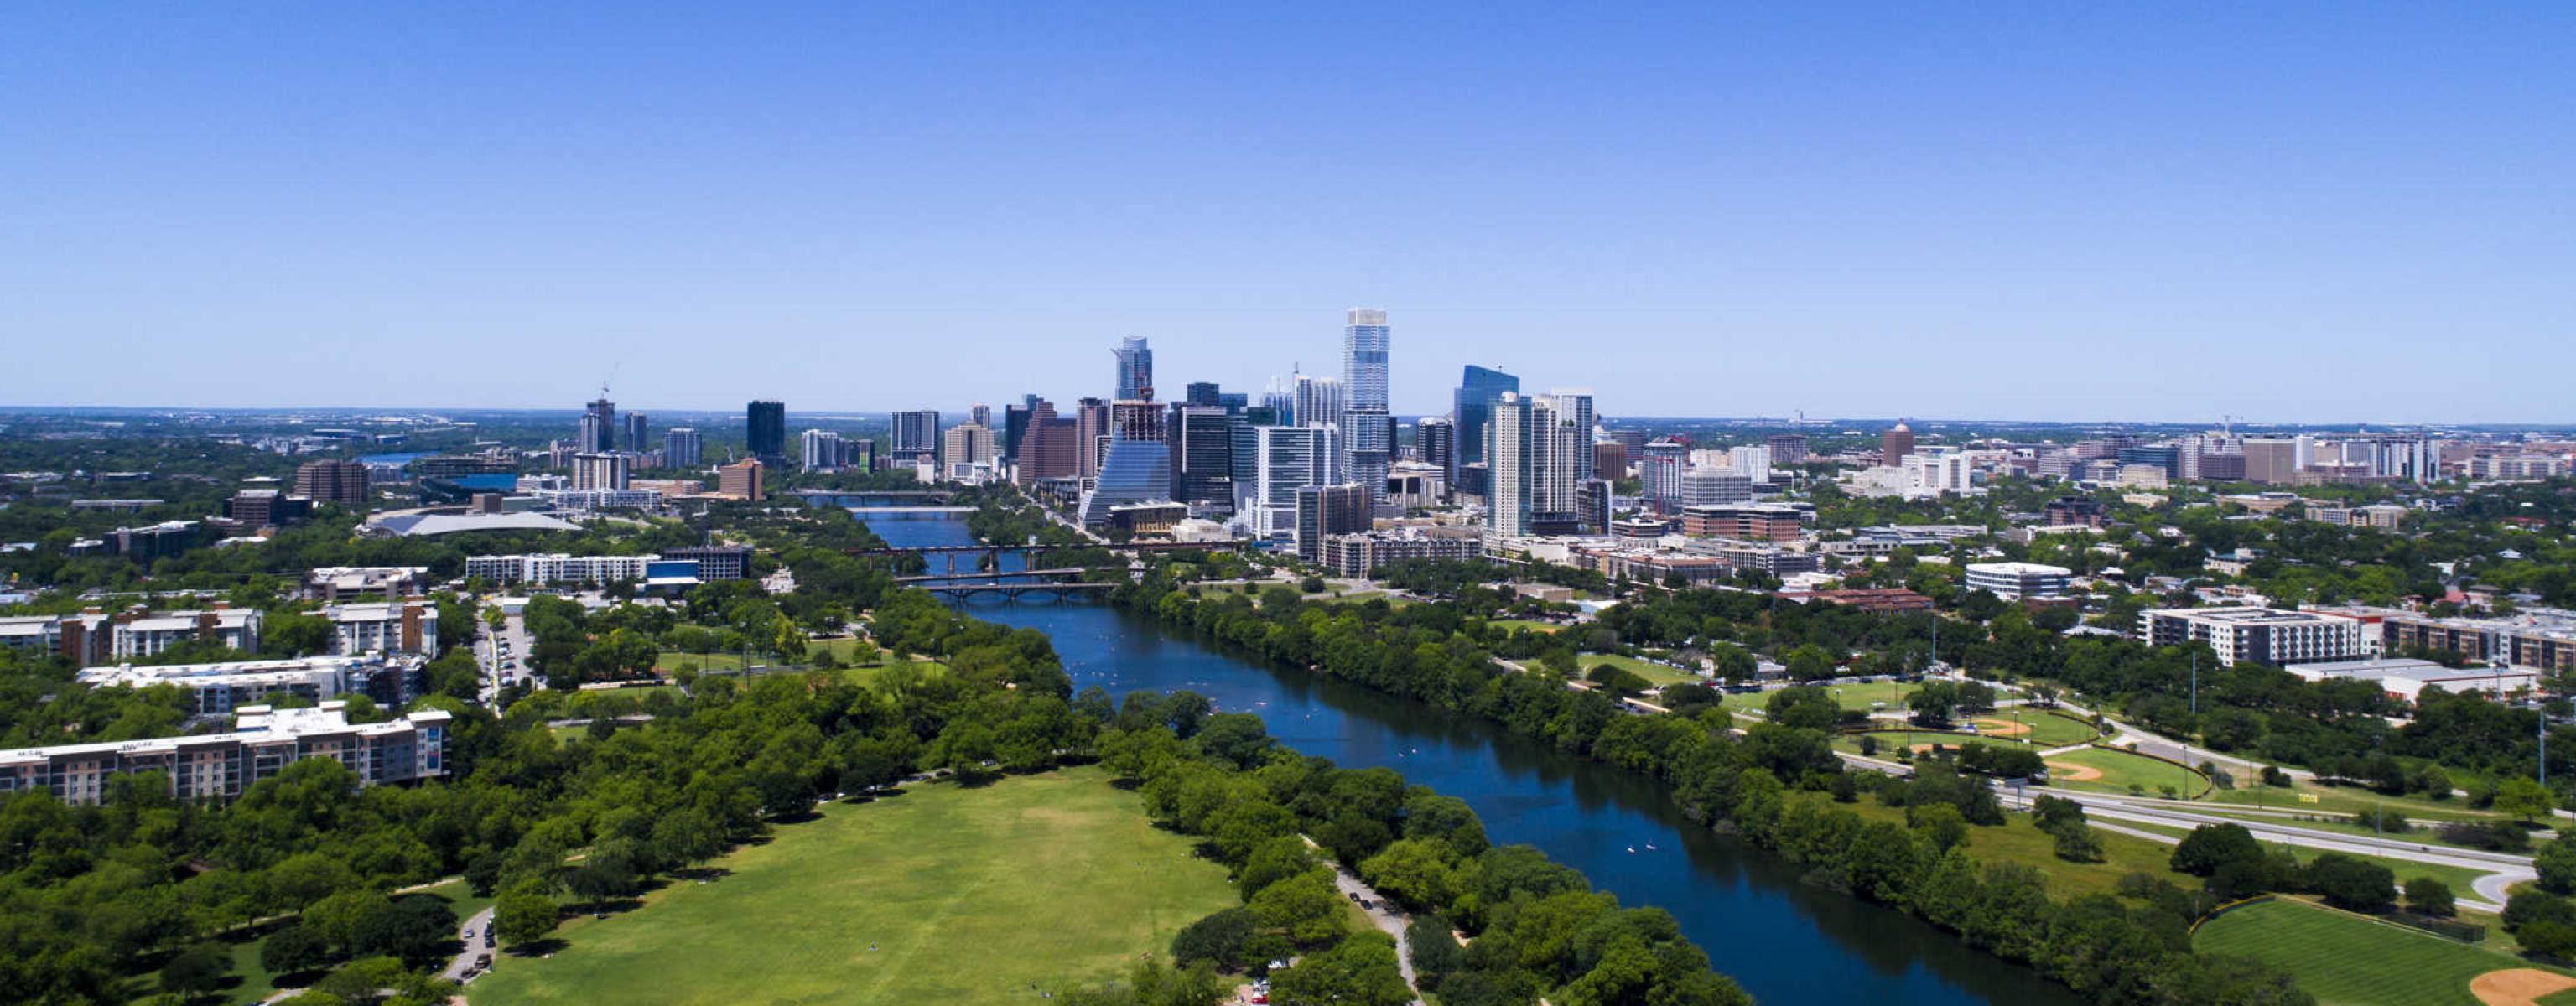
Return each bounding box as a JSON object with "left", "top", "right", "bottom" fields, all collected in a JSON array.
[
  {"left": 440, "top": 906, "right": 496, "bottom": 983},
  {"left": 1304, "top": 839, "right": 1425, "bottom": 1006}
]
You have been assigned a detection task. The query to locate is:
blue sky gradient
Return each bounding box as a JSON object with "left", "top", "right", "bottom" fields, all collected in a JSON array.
[{"left": 3, "top": 4, "right": 2569, "bottom": 422}]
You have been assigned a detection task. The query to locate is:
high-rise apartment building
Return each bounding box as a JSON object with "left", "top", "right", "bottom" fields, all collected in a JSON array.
[
  {"left": 1342, "top": 309, "right": 1393, "bottom": 503},
  {"left": 580, "top": 397, "right": 618, "bottom": 452},
  {"left": 969, "top": 402, "right": 991, "bottom": 428},
  {"left": 890, "top": 410, "right": 941, "bottom": 465},
  {"left": 293, "top": 460, "right": 371, "bottom": 506},
  {"left": 1765, "top": 433, "right": 1810, "bottom": 464},
  {"left": 622, "top": 412, "right": 647, "bottom": 456},
  {"left": 663, "top": 428, "right": 704, "bottom": 468},
  {"left": 571, "top": 453, "right": 631, "bottom": 491},
  {"left": 1293, "top": 374, "right": 1345, "bottom": 432},
  {"left": 2243, "top": 438, "right": 2302, "bottom": 485},
  {"left": 1882, "top": 422, "right": 1915, "bottom": 467},
  {"left": 1486, "top": 392, "right": 1535, "bottom": 537},
  {"left": 1114, "top": 336, "right": 1155, "bottom": 402},
  {"left": 1639, "top": 439, "right": 1688, "bottom": 514},
  {"left": 1248, "top": 425, "right": 1341, "bottom": 537},
  {"left": 801, "top": 430, "right": 844, "bottom": 471},
  {"left": 1728, "top": 445, "right": 1773, "bottom": 485},
  {"left": 746, "top": 401, "right": 787, "bottom": 465},
  {"left": 1295, "top": 483, "right": 1370, "bottom": 561}
]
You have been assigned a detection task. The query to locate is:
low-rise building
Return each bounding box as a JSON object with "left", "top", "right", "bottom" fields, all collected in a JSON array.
[
  {"left": 1678, "top": 503, "right": 1808, "bottom": 542},
  {"left": 324, "top": 600, "right": 439, "bottom": 656},
  {"left": 2285, "top": 657, "right": 2539, "bottom": 702},
  {"left": 1317, "top": 526, "right": 1482, "bottom": 578},
  {"left": 1964, "top": 562, "right": 2073, "bottom": 600},
  {"left": 660, "top": 545, "right": 752, "bottom": 581},
  {"left": 76, "top": 654, "right": 429, "bottom": 717},
  {"left": 0, "top": 701, "right": 450, "bottom": 806},
  {"left": 112, "top": 608, "right": 262, "bottom": 661},
  {"left": 304, "top": 566, "right": 429, "bottom": 603},
  {"left": 2137, "top": 607, "right": 2371, "bottom": 667},
  {"left": 464, "top": 553, "right": 655, "bottom": 587}
]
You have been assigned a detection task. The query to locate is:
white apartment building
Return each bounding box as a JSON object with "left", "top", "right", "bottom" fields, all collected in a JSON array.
[
  {"left": 2137, "top": 607, "right": 2371, "bottom": 667},
  {"left": 324, "top": 600, "right": 439, "bottom": 656},
  {"left": 1964, "top": 562, "right": 2073, "bottom": 600},
  {"left": 112, "top": 609, "right": 262, "bottom": 661},
  {"left": 464, "top": 553, "right": 655, "bottom": 586}
]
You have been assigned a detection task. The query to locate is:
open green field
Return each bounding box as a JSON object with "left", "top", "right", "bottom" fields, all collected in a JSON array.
[
  {"left": 1490, "top": 618, "right": 1570, "bottom": 635},
  {"left": 2205, "top": 779, "right": 2518, "bottom": 826},
  {"left": 469, "top": 766, "right": 1236, "bottom": 1006},
  {"left": 1580, "top": 653, "right": 1705, "bottom": 687},
  {"left": 2194, "top": 898, "right": 2560, "bottom": 1006},
  {"left": 1817, "top": 680, "right": 1916, "bottom": 712},
  {"left": 2046, "top": 746, "right": 2209, "bottom": 797},
  {"left": 1813, "top": 791, "right": 2195, "bottom": 898},
  {"left": 1971, "top": 710, "right": 2101, "bottom": 746}
]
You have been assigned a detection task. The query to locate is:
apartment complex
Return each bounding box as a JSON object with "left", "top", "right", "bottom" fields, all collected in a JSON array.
[
  {"left": 2137, "top": 607, "right": 2371, "bottom": 667},
  {"left": 0, "top": 702, "right": 451, "bottom": 806},
  {"left": 1963, "top": 562, "right": 2073, "bottom": 600},
  {"left": 76, "top": 654, "right": 429, "bottom": 718}
]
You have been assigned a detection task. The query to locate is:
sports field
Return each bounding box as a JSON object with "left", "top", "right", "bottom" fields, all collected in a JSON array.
[
  {"left": 1581, "top": 652, "right": 1706, "bottom": 687},
  {"left": 469, "top": 766, "right": 1236, "bottom": 1005},
  {"left": 1818, "top": 679, "right": 1915, "bottom": 711},
  {"left": 2194, "top": 897, "right": 2569, "bottom": 1005},
  {"left": 2045, "top": 746, "right": 2208, "bottom": 796}
]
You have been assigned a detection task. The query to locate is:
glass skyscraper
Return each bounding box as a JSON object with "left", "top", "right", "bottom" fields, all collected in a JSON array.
[
  {"left": 1452, "top": 365, "right": 1520, "bottom": 478},
  {"left": 1342, "top": 309, "right": 1392, "bottom": 504}
]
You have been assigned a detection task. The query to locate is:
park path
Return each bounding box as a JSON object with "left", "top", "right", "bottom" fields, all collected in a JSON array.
[
  {"left": 1301, "top": 837, "right": 1426, "bottom": 1005},
  {"left": 439, "top": 906, "right": 496, "bottom": 983}
]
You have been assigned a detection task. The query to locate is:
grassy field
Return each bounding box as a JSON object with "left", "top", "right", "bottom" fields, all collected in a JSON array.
[
  {"left": 1974, "top": 710, "right": 2102, "bottom": 746},
  {"left": 469, "top": 766, "right": 1237, "bottom": 1006},
  {"left": 1817, "top": 680, "right": 1916, "bottom": 712},
  {"left": 1580, "top": 653, "right": 1706, "bottom": 687},
  {"left": 2205, "top": 780, "right": 2517, "bottom": 826},
  {"left": 2194, "top": 898, "right": 2558, "bottom": 1006},
  {"left": 1490, "top": 618, "right": 1571, "bottom": 635},
  {"left": 2046, "top": 746, "right": 2209, "bottom": 797},
  {"left": 2109, "top": 820, "right": 2499, "bottom": 899},
  {"left": 1810, "top": 791, "right": 2196, "bottom": 898}
]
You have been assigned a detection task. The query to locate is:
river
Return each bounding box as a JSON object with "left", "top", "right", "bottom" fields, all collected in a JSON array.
[{"left": 855, "top": 507, "right": 2079, "bottom": 1006}]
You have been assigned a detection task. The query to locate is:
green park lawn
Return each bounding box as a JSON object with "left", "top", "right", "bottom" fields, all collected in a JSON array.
[
  {"left": 2044, "top": 746, "right": 2209, "bottom": 797},
  {"left": 1817, "top": 680, "right": 1916, "bottom": 712},
  {"left": 2194, "top": 897, "right": 2558, "bottom": 1006},
  {"left": 1579, "top": 653, "right": 1705, "bottom": 688},
  {"left": 1490, "top": 618, "right": 1570, "bottom": 635},
  {"left": 2205, "top": 779, "right": 2516, "bottom": 826},
  {"left": 468, "top": 766, "right": 1237, "bottom": 1006}
]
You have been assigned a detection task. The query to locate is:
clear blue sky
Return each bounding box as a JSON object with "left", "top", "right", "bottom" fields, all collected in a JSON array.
[{"left": 3, "top": 4, "right": 2568, "bottom": 423}]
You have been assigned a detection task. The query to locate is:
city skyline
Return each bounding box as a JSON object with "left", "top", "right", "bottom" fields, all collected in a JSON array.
[{"left": 3, "top": 7, "right": 2570, "bottom": 421}]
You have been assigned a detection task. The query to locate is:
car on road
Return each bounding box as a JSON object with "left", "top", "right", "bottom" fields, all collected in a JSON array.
[{"left": 475, "top": 953, "right": 491, "bottom": 968}]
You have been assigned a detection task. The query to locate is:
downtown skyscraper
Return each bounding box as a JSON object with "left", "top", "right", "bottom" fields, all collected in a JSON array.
[
  {"left": 1341, "top": 309, "right": 1392, "bottom": 505},
  {"left": 1452, "top": 365, "right": 1519, "bottom": 486}
]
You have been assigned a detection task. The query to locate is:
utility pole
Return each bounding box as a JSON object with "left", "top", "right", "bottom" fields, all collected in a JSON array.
[{"left": 2190, "top": 649, "right": 2199, "bottom": 716}]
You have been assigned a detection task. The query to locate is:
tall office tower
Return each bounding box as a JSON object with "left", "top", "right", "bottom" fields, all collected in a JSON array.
[
  {"left": 1218, "top": 392, "right": 1248, "bottom": 413},
  {"left": 1002, "top": 402, "right": 1031, "bottom": 464},
  {"left": 969, "top": 402, "right": 991, "bottom": 428},
  {"left": 1452, "top": 366, "right": 1521, "bottom": 486},
  {"left": 572, "top": 453, "right": 631, "bottom": 490},
  {"left": 1173, "top": 407, "right": 1234, "bottom": 508},
  {"left": 1078, "top": 438, "right": 1175, "bottom": 528},
  {"left": 801, "top": 430, "right": 843, "bottom": 471},
  {"left": 1593, "top": 442, "right": 1629, "bottom": 480},
  {"left": 1729, "top": 445, "right": 1774, "bottom": 485},
  {"left": 1016, "top": 401, "right": 1080, "bottom": 485},
  {"left": 1640, "top": 438, "right": 1689, "bottom": 513},
  {"left": 293, "top": 460, "right": 371, "bottom": 506},
  {"left": 1110, "top": 399, "right": 1166, "bottom": 442},
  {"left": 1185, "top": 381, "right": 1221, "bottom": 407},
  {"left": 1341, "top": 308, "right": 1393, "bottom": 504},
  {"left": 663, "top": 428, "right": 704, "bottom": 468},
  {"left": 580, "top": 397, "right": 618, "bottom": 452},
  {"left": 941, "top": 423, "right": 995, "bottom": 478},
  {"left": 1293, "top": 374, "right": 1346, "bottom": 431},
  {"left": 1250, "top": 425, "right": 1342, "bottom": 537},
  {"left": 622, "top": 412, "right": 648, "bottom": 457},
  {"left": 1415, "top": 417, "right": 1456, "bottom": 474},
  {"left": 890, "top": 410, "right": 941, "bottom": 466},
  {"left": 1486, "top": 392, "right": 1535, "bottom": 537},
  {"left": 1882, "top": 422, "right": 1915, "bottom": 466},
  {"left": 1075, "top": 397, "right": 1111, "bottom": 478},
  {"left": 1605, "top": 428, "right": 1646, "bottom": 456},
  {"left": 1765, "top": 433, "right": 1810, "bottom": 464},
  {"left": 1295, "top": 483, "right": 1370, "bottom": 561},
  {"left": 1114, "top": 336, "right": 1155, "bottom": 402},
  {"left": 2242, "top": 438, "right": 2302, "bottom": 485},
  {"left": 747, "top": 401, "right": 787, "bottom": 465}
]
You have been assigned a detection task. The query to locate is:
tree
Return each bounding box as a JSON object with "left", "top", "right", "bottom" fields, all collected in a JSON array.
[
  {"left": 2539, "top": 837, "right": 2576, "bottom": 895},
  {"left": 1268, "top": 932, "right": 1413, "bottom": 1006},
  {"left": 158, "top": 943, "right": 231, "bottom": 998},
  {"left": 259, "top": 923, "right": 333, "bottom": 977},
  {"left": 1763, "top": 687, "right": 1841, "bottom": 731},
  {"left": 1171, "top": 906, "right": 1255, "bottom": 967},
  {"left": 494, "top": 890, "right": 559, "bottom": 948},
  {"left": 2405, "top": 876, "right": 2457, "bottom": 917},
  {"left": 1249, "top": 869, "right": 1348, "bottom": 948},
  {"left": 1783, "top": 644, "right": 1836, "bottom": 681},
  {"left": 2171, "top": 823, "right": 2266, "bottom": 878},
  {"left": 2306, "top": 854, "right": 2395, "bottom": 912},
  {"left": 2499, "top": 777, "right": 2558, "bottom": 823}
]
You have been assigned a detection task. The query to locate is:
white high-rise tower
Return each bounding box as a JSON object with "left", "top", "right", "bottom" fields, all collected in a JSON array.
[{"left": 1342, "top": 309, "right": 1392, "bottom": 504}]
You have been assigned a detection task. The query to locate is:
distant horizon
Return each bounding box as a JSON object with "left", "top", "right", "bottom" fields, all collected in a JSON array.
[{"left": 0, "top": 402, "right": 2563, "bottom": 433}]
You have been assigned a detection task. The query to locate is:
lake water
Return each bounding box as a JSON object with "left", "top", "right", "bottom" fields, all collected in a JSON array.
[{"left": 855, "top": 507, "right": 2077, "bottom": 1006}]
